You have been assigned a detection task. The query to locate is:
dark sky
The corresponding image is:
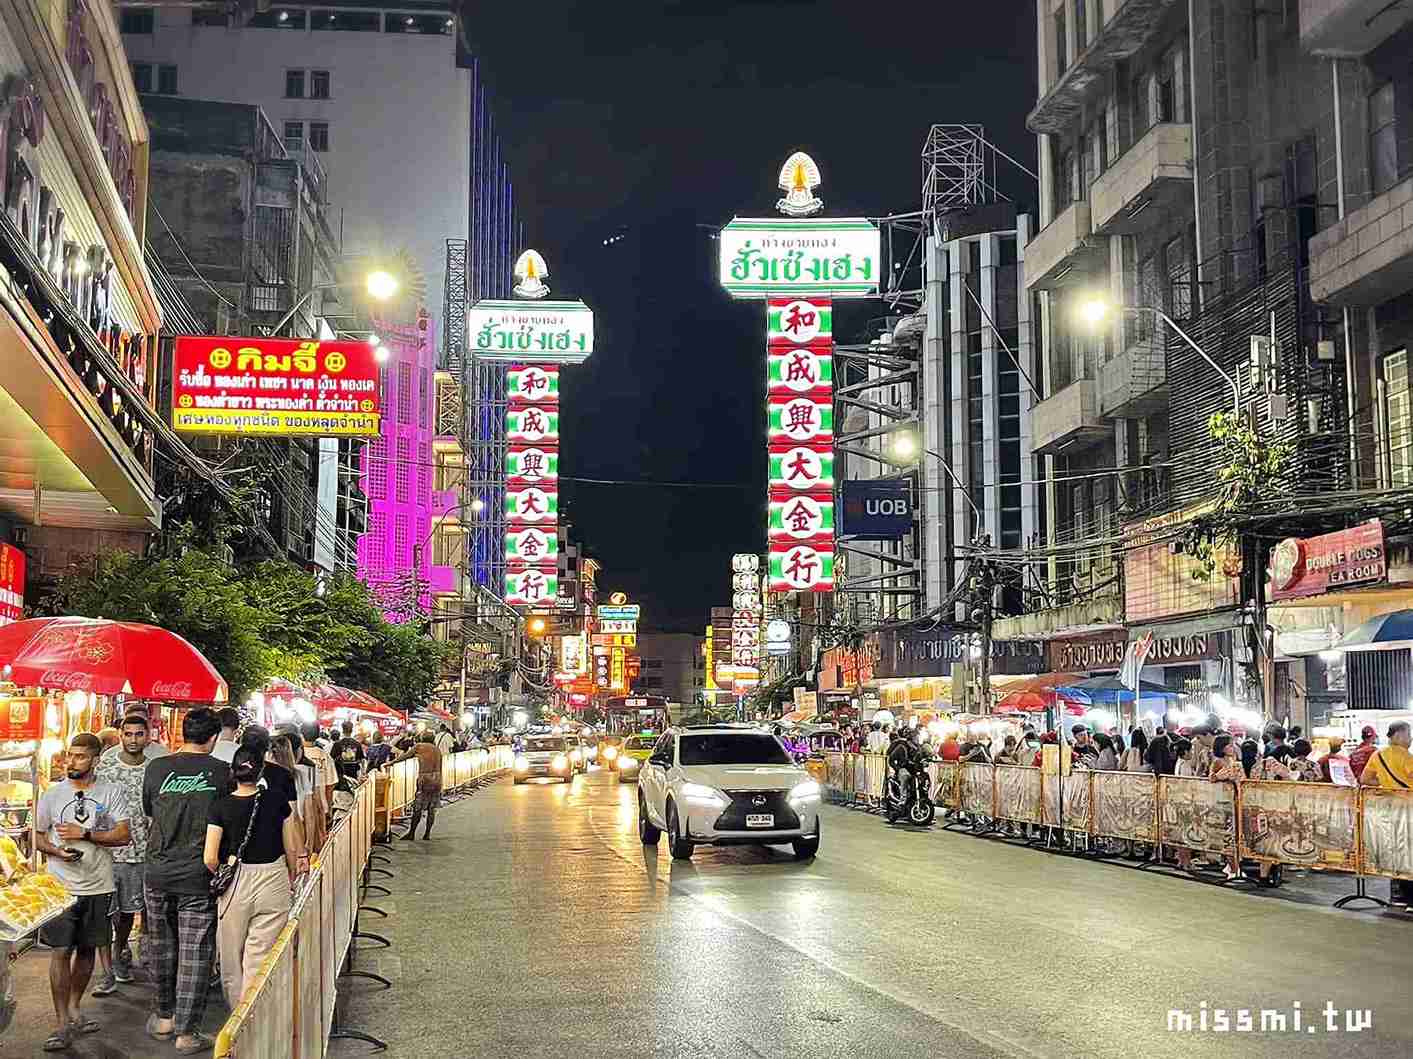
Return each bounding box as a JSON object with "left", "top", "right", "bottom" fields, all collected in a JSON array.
[{"left": 465, "top": 3, "right": 1037, "bottom": 632}]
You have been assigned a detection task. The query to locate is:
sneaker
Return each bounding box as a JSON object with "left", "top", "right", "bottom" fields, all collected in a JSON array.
[
  {"left": 113, "top": 952, "right": 134, "bottom": 983},
  {"left": 90, "top": 972, "right": 118, "bottom": 997}
]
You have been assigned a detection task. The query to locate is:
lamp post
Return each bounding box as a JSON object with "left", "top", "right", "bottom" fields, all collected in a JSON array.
[
  {"left": 1077, "top": 297, "right": 1240, "bottom": 416},
  {"left": 270, "top": 269, "right": 400, "bottom": 337}
]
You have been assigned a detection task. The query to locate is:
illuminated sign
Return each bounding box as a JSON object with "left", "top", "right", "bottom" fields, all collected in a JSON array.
[
  {"left": 171, "top": 336, "right": 381, "bottom": 436},
  {"left": 506, "top": 406, "right": 559, "bottom": 444},
  {"left": 560, "top": 634, "right": 586, "bottom": 676},
  {"left": 765, "top": 619, "right": 791, "bottom": 655},
  {"left": 769, "top": 543, "right": 836, "bottom": 592},
  {"left": 599, "top": 619, "right": 637, "bottom": 634},
  {"left": 504, "top": 568, "right": 559, "bottom": 606},
  {"left": 594, "top": 652, "right": 610, "bottom": 688},
  {"left": 610, "top": 647, "right": 626, "bottom": 692},
  {"left": 776, "top": 151, "right": 824, "bottom": 217},
  {"left": 596, "top": 604, "right": 641, "bottom": 622},
  {"left": 512, "top": 249, "right": 550, "bottom": 299},
  {"left": 505, "top": 526, "right": 558, "bottom": 565},
  {"left": 468, "top": 301, "right": 595, "bottom": 364},
  {"left": 767, "top": 396, "right": 833, "bottom": 446},
  {"left": 505, "top": 446, "right": 559, "bottom": 485},
  {"left": 507, "top": 365, "right": 559, "bottom": 404},
  {"left": 505, "top": 487, "right": 557, "bottom": 525},
  {"left": 769, "top": 494, "right": 834, "bottom": 543},
  {"left": 767, "top": 347, "right": 833, "bottom": 395},
  {"left": 0, "top": 544, "right": 24, "bottom": 626},
  {"left": 719, "top": 219, "right": 881, "bottom": 299},
  {"left": 769, "top": 446, "right": 835, "bottom": 494}
]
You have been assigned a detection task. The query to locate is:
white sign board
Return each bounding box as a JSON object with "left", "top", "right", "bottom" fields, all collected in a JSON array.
[
  {"left": 719, "top": 218, "right": 881, "bottom": 299},
  {"left": 468, "top": 300, "right": 595, "bottom": 364}
]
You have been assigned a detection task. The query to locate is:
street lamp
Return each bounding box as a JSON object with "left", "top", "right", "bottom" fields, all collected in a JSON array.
[
  {"left": 886, "top": 428, "right": 983, "bottom": 526},
  {"left": 270, "top": 270, "right": 401, "bottom": 335},
  {"left": 1075, "top": 295, "right": 1240, "bottom": 416}
]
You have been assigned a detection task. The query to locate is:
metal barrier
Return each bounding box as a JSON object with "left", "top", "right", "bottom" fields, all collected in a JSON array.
[
  {"left": 1358, "top": 787, "right": 1413, "bottom": 881},
  {"left": 292, "top": 876, "right": 323, "bottom": 1059},
  {"left": 1157, "top": 775, "right": 1237, "bottom": 858},
  {"left": 960, "top": 763, "right": 993, "bottom": 818},
  {"left": 994, "top": 765, "right": 1042, "bottom": 825},
  {"left": 1091, "top": 771, "right": 1157, "bottom": 844},
  {"left": 213, "top": 924, "right": 297, "bottom": 1057},
  {"left": 1238, "top": 780, "right": 1359, "bottom": 872}
]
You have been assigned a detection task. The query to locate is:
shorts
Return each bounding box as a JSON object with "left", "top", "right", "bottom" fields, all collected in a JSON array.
[
  {"left": 41, "top": 892, "right": 113, "bottom": 951},
  {"left": 111, "top": 862, "right": 145, "bottom": 915},
  {"left": 413, "top": 784, "right": 442, "bottom": 811}
]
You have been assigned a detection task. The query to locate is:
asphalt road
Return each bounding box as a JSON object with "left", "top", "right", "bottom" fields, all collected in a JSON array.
[{"left": 333, "top": 767, "right": 1413, "bottom": 1059}]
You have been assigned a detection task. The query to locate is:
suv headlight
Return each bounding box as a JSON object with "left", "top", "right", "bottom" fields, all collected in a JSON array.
[
  {"left": 682, "top": 782, "right": 729, "bottom": 809},
  {"left": 788, "top": 780, "right": 821, "bottom": 804},
  {"left": 552, "top": 754, "right": 568, "bottom": 771},
  {"left": 514, "top": 755, "right": 529, "bottom": 772},
  {"left": 603, "top": 746, "right": 618, "bottom": 761},
  {"left": 617, "top": 755, "right": 638, "bottom": 770}
]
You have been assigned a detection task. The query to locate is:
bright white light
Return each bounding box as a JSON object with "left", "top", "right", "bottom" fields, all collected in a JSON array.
[
  {"left": 514, "top": 755, "right": 528, "bottom": 771},
  {"left": 365, "top": 270, "right": 399, "bottom": 300},
  {"left": 1209, "top": 693, "right": 1231, "bottom": 710},
  {"left": 789, "top": 780, "right": 821, "bottom": 802},
  {"left": 1084, "top": 708, "right": 1116, "bottom": 730},
  {"left": 682, "top": 782, "right": 728, "bottom": 807},
  {"left": 366, "top": 333, "right": 380, "bottom": 347},
  {"left": 1077, "top": 296, "right": 1110, "bottom": 327},
  {"left": 64, "top": 690, "right": 87, "bottom": 716},
  {"left": 277, "top": 10, "right": 288, "bottom": 20},
  {"left": 892, "top": 432, "right": 919, "bottom": 461},
  {"left": 470, "top": 498, "right": 486, "bottom": 514},
  {"left": 1319, "top": 650, "right": 1342, "bottom": 662},
  {"left": 374, "top": 345, "right": 391, "bottom": 363}
]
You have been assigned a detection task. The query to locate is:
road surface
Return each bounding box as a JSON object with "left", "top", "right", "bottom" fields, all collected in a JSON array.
[{"left": 332, "top": 768, "right": 1412, "bottom": 1059}]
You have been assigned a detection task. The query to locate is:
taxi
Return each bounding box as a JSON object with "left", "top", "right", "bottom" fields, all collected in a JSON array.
[
  {"left": 596, "top": 734, "right": 624, "bottom": 769},
  {"left": 613, "top": 732, "right": 657, "bottom": 784}
]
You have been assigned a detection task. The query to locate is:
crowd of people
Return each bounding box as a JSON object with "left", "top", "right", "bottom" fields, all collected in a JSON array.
[{"left": 32, "top": 707, "right": 473, "bottom": 1053}]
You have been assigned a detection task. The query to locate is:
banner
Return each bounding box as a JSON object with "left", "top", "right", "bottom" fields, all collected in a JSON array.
[
  {"left": 1043, "top": 770, "right": 1093, "bottom": 831},
  {"left": 961, "top": 763, "right": 993, "bottom": 817},
  {"left": 720, "top": 218, "right": 881, "bottom": 298},
  {"left": 1237, "top": 780, "right": 1358, "bottom": 870},
  {"left": 0, "top": 544, "right": 23, "bottom": 626},
  {"left": 171, "top": 336, "right": 381, "bottom": 436},
  {"left": 840, "top": 479, "right": 912, "bottom": 541},
  {"left": 994, "top": 765, "right": 1042, "bottom": 824},
  {"left": 1091, "top": 771, "right": 1158, "bottom": 842},
  {"left": 1358, "top": 788, "right": 1413, "bottom": 880},
  {"left": 1158, "top": 775, "right": 1237, "bottom": 855}
]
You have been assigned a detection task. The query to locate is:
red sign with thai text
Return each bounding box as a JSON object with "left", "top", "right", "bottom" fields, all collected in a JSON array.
[
  {"left": 1268, "top": 520, "right": 1386, "bottom": 601},
  {"left": 0, "top": 544, "right": 23, "bottom": 626},
  {"left": 0, "top": 698, "right": 44, "bottom": 741},
  {"left": 171, "top": 336, "right": 382, "bottom": 436}
]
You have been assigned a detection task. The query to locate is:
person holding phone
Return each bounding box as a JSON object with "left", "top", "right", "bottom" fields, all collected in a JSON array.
[{"left": 33, "top": 733, "right": 131, "bottom": 1052}]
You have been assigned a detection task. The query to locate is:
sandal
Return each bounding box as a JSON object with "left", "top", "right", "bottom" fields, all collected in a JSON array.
[
  {"left": 70, "top": 1014, "right": 101, "bottom": 1034},
  {"left": 145, "top": 1013, "right": 175, "bottom": 1041},
  {"left": 43, "top": 1027, "right": 70, "bottom": 1052},
  {"left": 174, "top": 1031, "right": 214, "bottom": 1054}
]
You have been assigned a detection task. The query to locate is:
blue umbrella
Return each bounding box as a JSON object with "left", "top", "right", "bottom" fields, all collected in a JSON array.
[
  {"left": 1334, "top": 609, "right": 1413, "bottom": 653},
  {"left": 1055, "top": 675, "right": 1179, "bottom": 706}
]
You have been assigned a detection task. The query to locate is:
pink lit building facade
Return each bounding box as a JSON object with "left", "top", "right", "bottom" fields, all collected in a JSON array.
[{"left": 357, "top": 311, "right": 463, "bottom": 611}]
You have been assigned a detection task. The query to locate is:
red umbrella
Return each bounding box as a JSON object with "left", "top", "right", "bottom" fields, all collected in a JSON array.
[
  {"left": 0, "top": 617, "right": 228, "bottom": 701},
  {"left": 995, "top": 673, "right": 1085, "bottom": 716}
]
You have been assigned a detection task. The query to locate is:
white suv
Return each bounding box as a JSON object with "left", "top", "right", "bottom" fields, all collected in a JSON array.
[{"left": 636, "top": 726, "right": 821, "bottom": 861}]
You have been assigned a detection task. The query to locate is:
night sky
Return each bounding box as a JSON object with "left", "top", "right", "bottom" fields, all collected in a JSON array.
[{"left": 467, "top": 4, "right": 1037, "bottom": 631}]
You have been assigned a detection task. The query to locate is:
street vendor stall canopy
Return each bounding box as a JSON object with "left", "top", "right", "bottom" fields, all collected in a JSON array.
[
  {"left": 1054, "top": 675, "right": 1179, "bottom": 706},
  {"left": 0, "top": 618, "right": 227, "bottom": 701},
  {"left": 994, "top": 673, "right": 1085, "bottom": 715},
  {"left": 1332, "top": 609, "right": 1413, "bottom": 653}
]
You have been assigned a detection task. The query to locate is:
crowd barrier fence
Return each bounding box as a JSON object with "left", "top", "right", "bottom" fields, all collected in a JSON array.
[
  {"left": 216, "top": 745, "right": 511, "bottom": 1057},
  {"left": 817, "top": 752, "right": 1413, "bottom": 897}
]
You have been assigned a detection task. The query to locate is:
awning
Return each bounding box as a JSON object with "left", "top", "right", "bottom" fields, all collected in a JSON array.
[
  {"left": 994, "top": 672, "right": 1084, "bottom": 713},
  {"left": 1332, "top": 609, "right": 1413, "bottom": 653}
]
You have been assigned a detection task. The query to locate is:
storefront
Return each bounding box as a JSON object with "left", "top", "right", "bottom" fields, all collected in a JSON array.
[{"left": 865, "top": 627, "right": 1046, "bottom": 716}]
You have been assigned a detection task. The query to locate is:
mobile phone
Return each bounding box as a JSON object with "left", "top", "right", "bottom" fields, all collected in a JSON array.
[{"left": 62, "top": 847, "right": 84, "bottom": 862}]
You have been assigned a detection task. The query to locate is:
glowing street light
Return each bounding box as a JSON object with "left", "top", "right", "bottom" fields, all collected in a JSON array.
[
  {"left": 374, "top": 344, "right": 391, "bottom": 363},
  {"left": 470, "top": 497, "right": 486, "bottom": 514},
  {"left": 365, "top": 270, "right": 399, "bottom": 301}
]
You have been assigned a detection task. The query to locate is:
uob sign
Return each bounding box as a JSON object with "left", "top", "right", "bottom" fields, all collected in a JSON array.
[{"left": 841, "top": 479, "right": 911, "bottom": 540}]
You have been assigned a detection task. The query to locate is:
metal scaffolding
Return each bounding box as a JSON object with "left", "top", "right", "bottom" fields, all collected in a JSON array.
[{"left": 443, "top": 238, "right": 468, "bottom": 379}]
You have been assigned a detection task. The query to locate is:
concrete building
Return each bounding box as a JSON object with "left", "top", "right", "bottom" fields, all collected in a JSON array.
[
  {"left": 1008, "top": 0, "right": 1413, "bottom": 719},
  {"left": 634, "top": 632, "right": 705, "bottom": 707},
  {"left": 0, "top": 0, "right": 162, "bottom": 578},
  {"left": 118, "top": 0, "right": 471, "bottom": 309}
]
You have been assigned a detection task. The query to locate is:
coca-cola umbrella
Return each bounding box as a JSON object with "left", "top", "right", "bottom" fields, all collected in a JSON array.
[
  {"left": 0, "top": 618, "right": 228, "bottom": 701},
  {"left": 995, "top": 673, "right": 1085, "bottom": 716}
]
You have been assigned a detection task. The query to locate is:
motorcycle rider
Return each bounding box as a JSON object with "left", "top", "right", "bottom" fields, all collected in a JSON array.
[{"left": 887, "top": 725, "right": 931, "bottom": 805}]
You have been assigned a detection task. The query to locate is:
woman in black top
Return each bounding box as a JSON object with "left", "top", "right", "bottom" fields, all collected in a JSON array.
[{"left": 203, "top": 747, "right": 296, "bottom": 1011}]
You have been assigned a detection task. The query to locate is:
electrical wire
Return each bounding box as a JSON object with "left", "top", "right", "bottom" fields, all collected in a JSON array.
[{"left": 150, "top": 204, "right": 239, "bottom": 310}]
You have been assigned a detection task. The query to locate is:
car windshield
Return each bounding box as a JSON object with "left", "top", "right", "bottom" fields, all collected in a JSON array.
[
  {"left": 525, "top": 737, "right": 565, "bottom": 752},
  {"left": 679, "top": 733, "right": 792, "bottom": 766},
  {"left": 623, "top": 737, "right": 653, "bottom": 751}
]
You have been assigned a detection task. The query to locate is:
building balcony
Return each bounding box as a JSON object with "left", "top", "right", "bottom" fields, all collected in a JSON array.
[
  {"left": 1024, "top": 202, "right": 1104, "bottom": 290},
  {"left": 1300, "top": 0, "right": 1413, "bottom": 56},
  {"left": 1308, "top": 175, "right": 1413, "bottom": 307},
  {"left": 1028, "top": 0, "right": 1186, "bottom": 135},
  {"left": 1032, "top": 378, "right": 1110, "bottom": 455},
  {"left": 1100, "top": 336, "right": 1168, "bottom": 417},
  {"left": 1091, "top": 123, "right": 1192, "bottom": 235}
]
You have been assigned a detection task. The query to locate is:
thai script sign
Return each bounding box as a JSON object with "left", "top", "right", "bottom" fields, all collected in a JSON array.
[
  {"left": 875, "top": 627, "right": 1045, "bottom": 679},
  {"left": 468, "top": 301, "right": 594, "bottom": 364},
  {"left": 719, "top": 219, "right": 881, "bottom": 298},
  {"left": 1124, "top": 502, "right": 1241, "bottom": 624},
  {"left": 1048, "top": 630, "right": 1223, "bottom": 672},
  {"left": 1268, "top": 520, "right": 1386, "bottom": 602},
  {"left": 171, "top": 336, "right": 380, "bottom": 436}
]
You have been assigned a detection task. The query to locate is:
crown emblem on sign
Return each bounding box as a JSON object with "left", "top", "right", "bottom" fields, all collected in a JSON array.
[
  {"left": 512, "top": 249, "right": 550, "bottom": 299},
  {"left": 776, "top": 151, "right": 823, "bottom": 217}
]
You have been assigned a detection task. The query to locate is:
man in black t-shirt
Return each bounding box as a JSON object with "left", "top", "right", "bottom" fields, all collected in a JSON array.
[
  {"left": 141, "top": 708, "right": 230, "bottom": 1054},
  {"left": 331, "top": 721, "right": 366, "bottom": 782}
]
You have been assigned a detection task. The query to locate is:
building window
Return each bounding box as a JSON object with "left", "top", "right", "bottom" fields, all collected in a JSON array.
[
  {"left": 120, "top": 8, "right": 154, "bottom": 34},
  {"left": 1078, "top": 131, "right": 1093, "bottom": 191},
  {"left": 1156, "top": 66, "right": 1175, "bottom": 124},
  {"left": 1370, "top": 82, "right": 1398, "bottom": 197},
  {"left": 418, "top": 442, "right": 431, "bottom": 501},
  {"left": 1054, "top": 7, "right": 1068, "bottom": 77},
  {"left": 285, "top": 69, "right": 305, "bottom": 99},
  {"left": 308, "top": 122, "right": 329, "bottom": 152},
  {"left": 1074, "top": 0, "right": 1087, "bottom": 51},
  {"left": 1386, "top": 350, "right": 1412, "bottom": 486},
  {"left": 313, "top": 9, "right": 380, "bottom": 31},
  {"left": 396, "top": 439, "right": 411, "bottom": 502},
  {"left": 130, "top": 62, "right": 153, "bottom": 93},
  {"left": 1054, "top": 146, "right": 1074, "bottom": 214},
  {"left": 192, "top": 8, "right": 226, "bottom": 27},
  {"left": 397, "top": 363, "right": 413, "bottom": 424},
  {"left": 157, "top": 64, "right": 178, "bottom": 95},
  {"left": 283, "top": 121, "right": 303, "bottom": 153},
  {"left": 311, "top": 70, "right": 331, "bottom": 99}
]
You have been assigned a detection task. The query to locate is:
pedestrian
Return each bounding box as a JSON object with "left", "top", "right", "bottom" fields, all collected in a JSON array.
[
  {"left": 1349, "top": 725, "right": 1379, "bottom": 779},
  {"left": 1069, "top": 725, "right": 1099, "bottom": 767},
  {"left": 142, "top": 707, "right": 231, "bottom": 1055},
  {"left": 995, "top": 735, "right": 1020, "bottom": 765},
  {"left": 1289, "top": 739, "right": 1322, "bottom": 782},
  {"left": 1209, "top": 735, "right": 1244, "bottom": 781},
  {"left": 1121, "top": 728, "right": 1151, "bottom": 772},
  {"left": 331, "top": 720, "right": 366, "bottom": 782},
  {"left": 365, "top": 729, "right": 392, "bottom": 772},
  {"left": 1088, "top": 732, "right": 1117, "bottom": 771},
  {"left": 93, "top": 714, "right": 155, "bottom": 992},
  {"left": 939, "top": 731, "right": 962, "bottom": 761},
  {"left": 1239, "top": 738, "right": 1260, "bottom": 777},
  {"left": 300, "top": 722, "right": 339, "bottom": 818},
  {"left": 100, "top": 710, "right": 170, "bottom": 764},
  {"left": 205, "top": 745, "right": 297, "bottom": 1010},
  {"left": 1189, "top": 725, "right": 1215, "bottom": 779},
  {"left": 97, "top": 727, "right": 121, "bottom": 755},
  {"left": 1320, "top": 737, "right": 1352, "bottom": 784},
  {"left": 210, "top": 708, "right": 242, "bottom": 764},
  {"left": 1173, "top": 738, "right": 1198, "bottom": 777},
  {"left": 1288, "top": 725, "right": 1304, "bottom": 743},
  {"left": 1252, "top": 744, "right": 1295, "bottom": 781},
  {"left": 394, "top": 731, "right": 443, "bottom": 840},
  {"left": 34, "top": 733, "right": 131, "bottom": 1052},
  {"left": 435, "top": 724, "right": 456, "bottom": 756},
  {"left": 865, "top": 723, "right": 888, "bottom": 754}
]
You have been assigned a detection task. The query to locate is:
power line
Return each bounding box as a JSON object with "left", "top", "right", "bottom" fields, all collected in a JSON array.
[{"left": 150, "top": 203, "right": 239, "bottom": 311}]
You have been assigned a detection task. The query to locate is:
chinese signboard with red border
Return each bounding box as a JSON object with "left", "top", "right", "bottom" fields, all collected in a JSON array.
[
  {"left": 1267, "top": 520, "right": 1386, "bottom": 602},
  {"left": 0, "top": 697, "right": 44, "bottom": 741},
  {"left": 0, "top": 543, "right": 24, "bottom": 626},
  {"left": 171, "top": 336, "right": 381, "bottom": 436}
]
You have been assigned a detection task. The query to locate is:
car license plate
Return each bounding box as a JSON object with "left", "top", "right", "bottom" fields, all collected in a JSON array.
[{"left": 746, "top": 813, "right": 774, "bottom": 828}]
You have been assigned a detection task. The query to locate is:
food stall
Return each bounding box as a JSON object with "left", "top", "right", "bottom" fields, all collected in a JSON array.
[{"left": 318, "top": 686, "right": 406, "bottom": 737}]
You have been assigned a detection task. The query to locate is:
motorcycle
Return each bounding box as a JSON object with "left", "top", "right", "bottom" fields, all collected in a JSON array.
[{"left": 884, "top": 748, "right": 936, "bottom": 827}]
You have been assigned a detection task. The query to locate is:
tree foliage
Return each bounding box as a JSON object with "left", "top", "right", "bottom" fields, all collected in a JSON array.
[{"left": 37, "top": 543, "right": 450, "bottom": 710}]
